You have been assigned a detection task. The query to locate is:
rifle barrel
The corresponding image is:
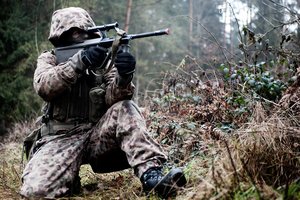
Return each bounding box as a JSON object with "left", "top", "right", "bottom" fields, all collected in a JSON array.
[{"left": 128, "top": 28, "right": 170, "bottom": 39}]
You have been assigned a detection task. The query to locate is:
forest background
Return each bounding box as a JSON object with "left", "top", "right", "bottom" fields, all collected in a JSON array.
[
  {"left": 1, "top": 0, "right": 298, "bottom": 134},
  {"left": 1, "top": 0, "right": 300, "bottom": 199}
]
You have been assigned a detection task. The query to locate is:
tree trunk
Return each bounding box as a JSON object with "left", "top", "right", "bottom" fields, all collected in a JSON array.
[
  {"left": 223, "top": 2, "right": 227, "bottom": 48},
  {"left": 125, "top": 0, "right": 132, "bottom": 32},
  {"left": 189, "top": 0, "right": 193, "bottom": 52}
]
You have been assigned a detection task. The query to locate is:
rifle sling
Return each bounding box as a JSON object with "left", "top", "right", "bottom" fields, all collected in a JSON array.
[{"left": 105, "top": 28, "right": 126, "bottom": 74}]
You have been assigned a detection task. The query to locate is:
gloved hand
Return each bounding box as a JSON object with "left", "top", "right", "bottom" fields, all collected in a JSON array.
[
  {"left": 114, "top": 51, "right": 136, "bottom": 76},
  {"left": 81, "top": 46, "right": 107, "bottom": 69}
]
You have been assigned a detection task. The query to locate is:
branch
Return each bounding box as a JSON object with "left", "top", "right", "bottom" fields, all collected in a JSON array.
[
  {"left": 228, "top": 3, "right": 243, "bottom": 46},
  {"left": 257, "top": 11, "right": 276, "bottom": 27},
  {"left": 223, "top": 139, "right": 241, "bottom": 186},
  {"left": 259, "top": 18, "right": 299, "bottom": 41},
  {"left": 267, "top": 0, "right": 299, "bottom": 17},
  {"left": 187, "top": 16, "right": 231, "bottom": 68}
]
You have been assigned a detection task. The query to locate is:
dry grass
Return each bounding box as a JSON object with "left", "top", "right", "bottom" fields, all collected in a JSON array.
[
  {"left": 0, "top": 143, "right": 23, "bottom": 199},
  {"left": 183, "top": 103, "right": 300, "bottom": 200},
  {"left": 234, "top": 117, "right": 300, "bottom": 185},
  {"left": 1, "top": 70, "right": 300, "bottom": 199},
  {"left": 1, "top": 105, "right": 300, "bottom": 199},
  {"left": 0, "top": 142, "right": 150, "bottom": 200}
]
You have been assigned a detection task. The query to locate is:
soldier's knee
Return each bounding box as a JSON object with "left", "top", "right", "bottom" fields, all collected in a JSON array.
[
  {"left": 121, "top": 100, "right": 135, "bottom": 107},
  {"left": 112, "top": 100, "right": 137, "bottom": 111},
  {"left": 109, "top": 100, "right": 142, "bottom": 119},
  {"left": 122, "top": 100, "right": 139, "bottom": 109}
]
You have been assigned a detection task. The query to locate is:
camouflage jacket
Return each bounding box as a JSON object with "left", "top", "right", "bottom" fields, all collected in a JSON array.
[{"left": 34, "top": 7, "right": 135, "bottom": 123}]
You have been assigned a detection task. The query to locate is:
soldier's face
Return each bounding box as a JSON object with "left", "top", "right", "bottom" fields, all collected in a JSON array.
[
  {"left": 57, "top": 28, "right": 90, "bottom": 46},
  {"left": 71, "top": 30, "right": 89, "bottom": 43}
]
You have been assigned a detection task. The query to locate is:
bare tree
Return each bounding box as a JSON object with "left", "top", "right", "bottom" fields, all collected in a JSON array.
[
  {"left": 124, "top": 0, "right": 132, "bottom": 32},
  {"left": 189, "top": 0, "right": 193, "bottom": 52}
]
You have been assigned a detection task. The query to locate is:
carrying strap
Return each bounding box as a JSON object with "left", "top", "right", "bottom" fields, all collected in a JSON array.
[
  {"left": 90, "top": 27, "right": 127, "bottom": 82},
  {"left": 105, "top": 27, "right": 127, "bottom": 74},
  {"left": 42, "top": 102, "right": 53, "bottom": 123}
]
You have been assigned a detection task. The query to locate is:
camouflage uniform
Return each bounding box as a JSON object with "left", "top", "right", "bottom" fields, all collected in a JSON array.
[{"left": 20, "top": 7, "right": 167, "bottom": 198}]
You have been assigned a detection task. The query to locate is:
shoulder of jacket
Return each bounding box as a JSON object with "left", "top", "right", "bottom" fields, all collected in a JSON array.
[{"left": 37, "top": 50, "right": 56, "bottom": 63}]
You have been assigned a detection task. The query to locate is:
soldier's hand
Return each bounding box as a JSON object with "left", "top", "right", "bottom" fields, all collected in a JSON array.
[
  {"left": 115, "top": 51, "right": 136, "bottom": 76},
  {"left": 81, "top": 46, "right": 107, "bottom": 69}
]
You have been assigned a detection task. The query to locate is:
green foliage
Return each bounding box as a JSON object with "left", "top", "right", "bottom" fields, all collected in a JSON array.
[
  {"left": 0, "top": 65, "right": 42, "bottom": 122},
  {"left": 233, "top": 185, "right": 259, "bottom": 200},
  {"left": 0, "top": 1, "right": 49, "bottom": 133},
  {"left": 218, "top": 58, "right": 289, "bottom": 128},
  {"left": 221, "top": 61, "right": 287, "bottom": 101}
]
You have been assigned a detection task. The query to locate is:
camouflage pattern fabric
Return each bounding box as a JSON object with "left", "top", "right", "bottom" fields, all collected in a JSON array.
[
  {"left": 48, "top": 7, "right": 96, "bottom": 45},
  {"left": 34, "top": 50, "right": 80, "bottom": 102},
  {"left": 20, "top": 100, "right": 167, "bottom": 198},
  {"left": 34, "top": 50, "right": 136, "bottom": 118},
  {"left": 21, "top": 7, "right": 168, "bottom": 198}
]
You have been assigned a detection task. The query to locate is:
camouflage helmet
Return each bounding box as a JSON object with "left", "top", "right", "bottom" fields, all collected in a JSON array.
[{"left": 48, "top": 7, "right": 96, "bottom": 45}]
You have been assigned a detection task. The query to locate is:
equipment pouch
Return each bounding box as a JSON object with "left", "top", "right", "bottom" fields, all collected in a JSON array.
[
  {"left": 89, "top": 84, "right": 107, "bottom": 123},
  {"left": 23, "top": 127, "right": 41, "bottom": 160}
]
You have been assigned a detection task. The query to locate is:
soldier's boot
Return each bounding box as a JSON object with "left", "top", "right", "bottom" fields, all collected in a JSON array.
[{"left": 140, "top": 167, "right": 187, "bottom": 198}]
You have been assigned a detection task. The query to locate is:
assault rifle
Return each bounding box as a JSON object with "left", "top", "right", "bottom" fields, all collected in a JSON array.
[{"left": 55, "top": 22, "right": 169, "bottom": 64}]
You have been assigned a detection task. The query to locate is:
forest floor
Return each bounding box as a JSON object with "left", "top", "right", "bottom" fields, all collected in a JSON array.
[
  {"left": 2, "top": 106, "right": 300, "bottom": 200},
  {"left": 1, "top": 67, "right": 300, "bottom": 200}
]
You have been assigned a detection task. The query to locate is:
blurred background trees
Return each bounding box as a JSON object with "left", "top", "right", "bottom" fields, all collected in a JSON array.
[{"left": 0, "top": 0, "right": 299, "bottom": 134}]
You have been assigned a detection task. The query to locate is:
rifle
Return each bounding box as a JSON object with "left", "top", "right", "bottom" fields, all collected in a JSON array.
[{"left": 55, "top": 22, "right": 169, "bottom": 65}]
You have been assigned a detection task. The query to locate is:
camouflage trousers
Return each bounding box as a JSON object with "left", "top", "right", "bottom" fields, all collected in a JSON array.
[{"left": 20, "top": 100, "right": 167, "bottom": 198}]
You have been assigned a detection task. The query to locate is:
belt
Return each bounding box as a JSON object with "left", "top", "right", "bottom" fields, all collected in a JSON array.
[{"left": 40, "top": 120, "right": 92, "bottom": 137}]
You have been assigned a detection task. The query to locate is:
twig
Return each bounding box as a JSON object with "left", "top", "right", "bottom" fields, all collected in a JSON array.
[
  {"left": 267, "top": 0, "right": 299, "bottom": 16},
  {"left": 227, "top": 2, "right": 250, "bottom": 64},
  {"left": 253, "top": 91, "right": 281, "bottom": 107},
  {"left": 263, "top": 0, "right": 283, "bottom": 12},
  {"left": 187, "top": 16, "right": 231, "bottom": 68},
  {"left": 211, "top": 143, "right": 217, "bottom": 191},
  {"left": 223, "top": 139, "right": 240, "bottom": 186},
  {"left": 227, "top": 3, "right": 243, "bottom": 45},
  {"left": 283, "top": 179, "right": 289, "bottom": 200},
  {"left": 240, "top": 158, "right": 262, "bottom": 200},
  {"left": 11, "top": 165, "right": 20, "bottom": 181}
]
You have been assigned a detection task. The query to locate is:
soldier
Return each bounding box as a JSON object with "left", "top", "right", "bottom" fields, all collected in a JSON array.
[{"left": 20, "top": 7, "right": 186, "bottom": 199}]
